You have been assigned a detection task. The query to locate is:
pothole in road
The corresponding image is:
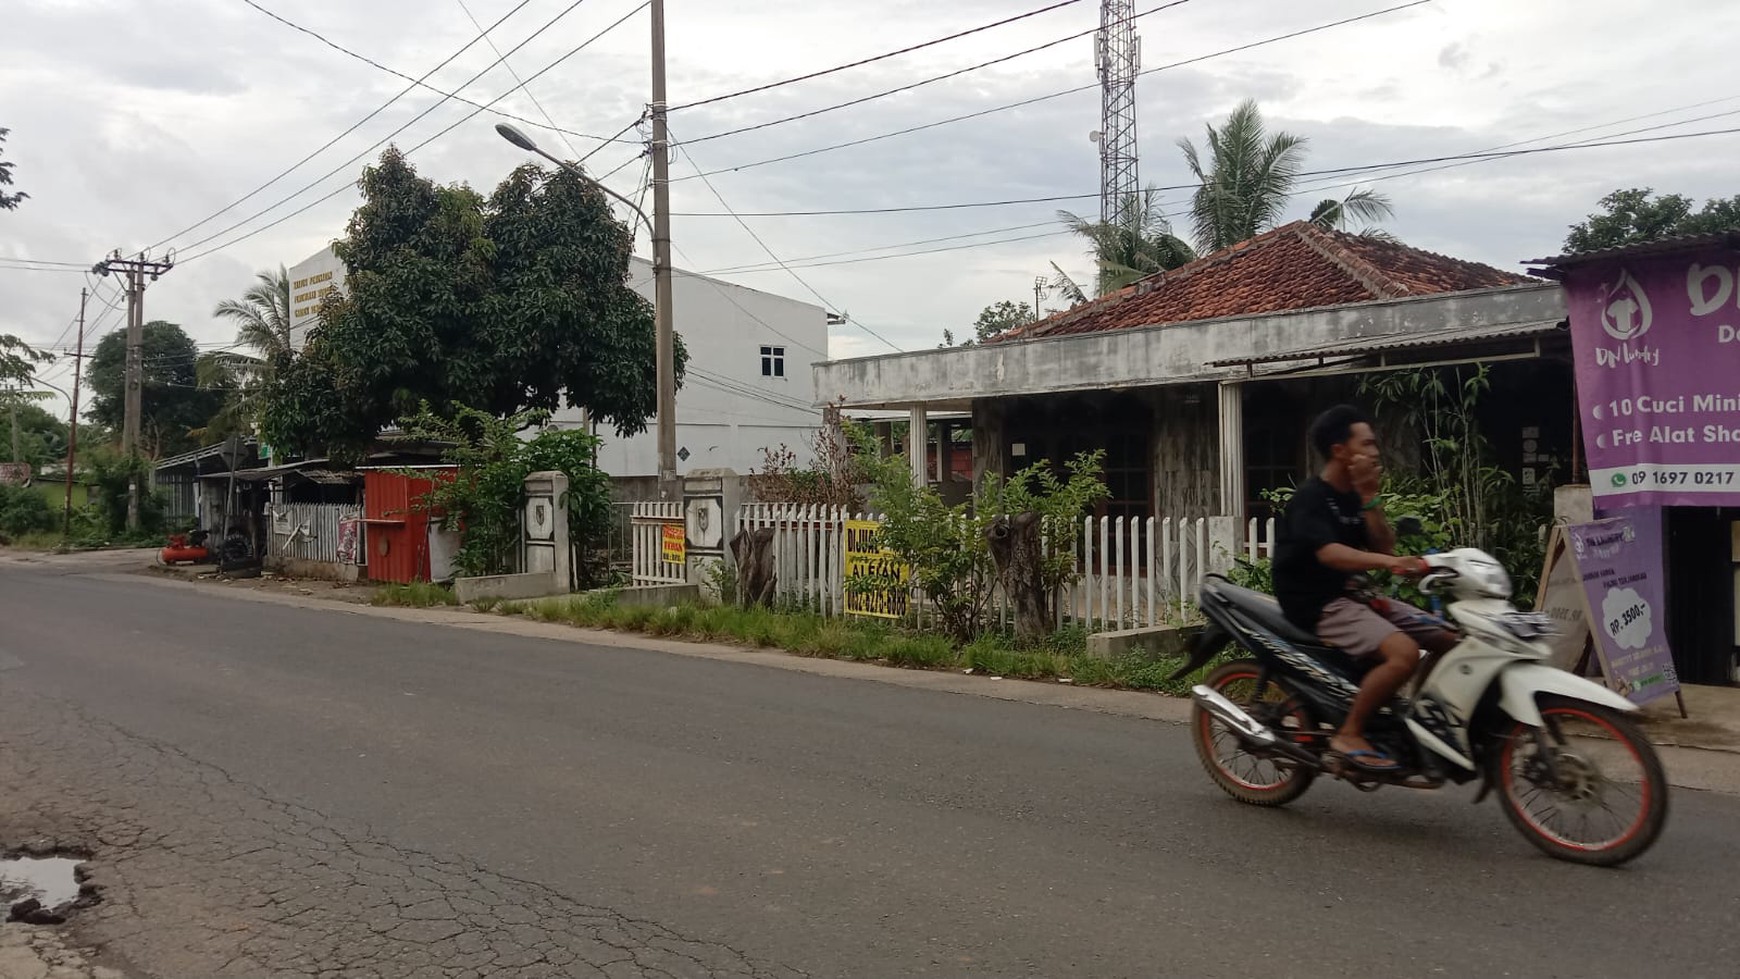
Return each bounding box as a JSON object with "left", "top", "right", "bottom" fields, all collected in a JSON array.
[{"left": 2, "top": 854, "right": 92, "bottom": 925}]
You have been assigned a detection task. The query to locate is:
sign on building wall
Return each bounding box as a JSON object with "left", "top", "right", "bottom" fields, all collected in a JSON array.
[
  {"left": 1566, "top": 249, "right": 1740, "bottom": 506},
  {"left": 843, "top": 519, "right": 910, "bottom": 619},
  {"left": 1536, "top": 513, "right": 1681, "bottom": 707},
  {"left": 661, "top": 523, "right": 686, "bottom": 564},
  {"left": 287, "top": 246, "right": 347, "bottom": 348}
]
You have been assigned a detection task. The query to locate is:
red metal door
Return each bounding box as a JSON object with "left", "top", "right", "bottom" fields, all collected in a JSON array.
[{"left": 363, "top": 470, "right": 446, "bottom": 583}]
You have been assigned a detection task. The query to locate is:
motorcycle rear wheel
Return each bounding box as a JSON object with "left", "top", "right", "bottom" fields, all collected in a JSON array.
[
  {"left": 1495, "top": 696, "right": 1668, "bottom": 867},
  {"left": 1192, "top": 660, "right": 1317, "bottom": 806}
]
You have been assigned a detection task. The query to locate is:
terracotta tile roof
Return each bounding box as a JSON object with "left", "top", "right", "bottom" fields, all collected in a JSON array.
[{"left": 1000, "top": 221, "right": 1538, "bottom": 342}]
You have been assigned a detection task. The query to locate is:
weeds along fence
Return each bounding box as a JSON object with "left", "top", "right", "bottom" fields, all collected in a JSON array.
[{"left": 633, "top": 502, "right": 1277, "bottom": 632}]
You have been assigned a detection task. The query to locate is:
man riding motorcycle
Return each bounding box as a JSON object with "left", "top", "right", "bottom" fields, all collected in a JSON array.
[{"left": 1272, "top": 405, "right": 1457, "bottom": 773}]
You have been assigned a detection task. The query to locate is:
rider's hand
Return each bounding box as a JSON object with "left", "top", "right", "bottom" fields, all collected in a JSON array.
[
  {"left": 1349, "top": 454, "right": 1384, "bottom": 504},
  {"left": 1387, "top": 556, "right": 1428, "bottom": 578}
]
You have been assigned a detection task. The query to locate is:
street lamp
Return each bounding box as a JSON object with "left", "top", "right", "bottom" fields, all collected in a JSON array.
[{"left": 497, "top": 123, "right": 678, "bottom": 495}]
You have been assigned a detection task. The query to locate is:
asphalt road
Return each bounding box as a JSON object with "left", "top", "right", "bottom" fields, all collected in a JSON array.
[{"left": 3, "top": 561, "right": 1739, "bottom": 978}]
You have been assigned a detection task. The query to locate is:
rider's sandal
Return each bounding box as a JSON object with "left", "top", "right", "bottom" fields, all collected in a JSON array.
[{"left": 1333, "top": 749, "right": 1400, "bottom": 773}]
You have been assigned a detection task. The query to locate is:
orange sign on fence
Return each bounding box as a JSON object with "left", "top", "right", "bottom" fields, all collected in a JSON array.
[{"left": 661, "top": 523, "right": 686, "bottom": 564}]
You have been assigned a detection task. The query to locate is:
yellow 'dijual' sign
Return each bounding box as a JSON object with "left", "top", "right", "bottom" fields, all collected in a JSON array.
[{"left": 844, "top": 519, "right": 910, "bottom": 619}]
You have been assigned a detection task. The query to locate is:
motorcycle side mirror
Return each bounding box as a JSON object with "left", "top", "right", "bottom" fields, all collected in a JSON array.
[{"left": 1394, "top": 516, "right": 1424, "bottom": 537}]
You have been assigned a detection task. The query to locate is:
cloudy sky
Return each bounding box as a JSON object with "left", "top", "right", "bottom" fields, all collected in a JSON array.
[{"left": 3, "top": 0, "right": 1737, "bottom": 406}]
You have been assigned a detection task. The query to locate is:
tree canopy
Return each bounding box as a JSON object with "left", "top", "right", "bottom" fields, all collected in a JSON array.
[
  {"left": 1054, "top": 187, "right": 1196, "bottom": 302},
  {"left": 1563, "top": 188, "right": 1740, "bottom": 253},
  {"left": 0, "top": 127, "right": 24, "bottom": 211},
  {"left": 85, "top": 320, "right": 223, "bottom": 457},
  {"left": 264, "top": 149, "right": 685, "bottom": 456}
]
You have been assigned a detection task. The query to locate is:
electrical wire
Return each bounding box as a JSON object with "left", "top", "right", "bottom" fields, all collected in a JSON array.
[
  {"left": 453, "top": 0, "right": 583, "bottom": 158},
  {"left": 173, "top": 0, "right": 601, "bottom": 257},
  {"left": 177, "top": 1, "right": 650, "bottom": 265},
  {"left": 159, "top": 0, "right": 541, "bottom": 251},
  {"left": 681, "top": 0, "right": 1192, "bottom": 146},
  {"left": 669, "top": 131, "right": 901, "bottom": 352},
  {"left": 670, "top": 0, "right": 1087, "bottom": 112},
  {"left": 701, "top": 221, "right": 1061, "bottom": 274},
  {"left": 671, "top": 0, "right": 1431, "bottom": 184}
]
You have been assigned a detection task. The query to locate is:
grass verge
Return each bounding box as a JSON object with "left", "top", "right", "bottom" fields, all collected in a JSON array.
[
  {"left": 373, "top": 581, "right": 461, "bottom": 607},
  {"left": 495, "top": 593, "right": 1223, "bottom": 695}
]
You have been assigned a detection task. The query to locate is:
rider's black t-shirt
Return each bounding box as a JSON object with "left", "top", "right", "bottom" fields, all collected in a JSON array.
[{"left": 1273, "top": 476, "right": 1368, "bottom": 629}]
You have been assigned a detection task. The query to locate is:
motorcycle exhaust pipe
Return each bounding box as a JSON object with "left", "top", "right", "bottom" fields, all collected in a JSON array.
[{"left": 1191, "top": 685, "right": 1279, "bottom": 747}]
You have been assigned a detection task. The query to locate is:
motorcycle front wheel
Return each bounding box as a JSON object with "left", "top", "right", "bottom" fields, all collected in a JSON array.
[
  {"left": 1495, "top": 695, "right": 1668, "bottom": 867},
  {"left": 1192, "top": 660, "right": 1317, "bottom": 806}
]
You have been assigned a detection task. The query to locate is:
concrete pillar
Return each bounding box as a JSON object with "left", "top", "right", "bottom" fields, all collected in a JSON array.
[
  {"left": 684, "top": 467, "right": 739, "bottom": 601},
  {"left": 908, "top": 405, "right": 928, "bottom": 487},
  {"left": 522, "top": 470, "right": 571, "bottom": 592},
  {"left": 971, "top": 400, "right": 1005, "bottom": 490},
  {"left": 1217, "top": 381, "right": 1246, "bottom": 522}
]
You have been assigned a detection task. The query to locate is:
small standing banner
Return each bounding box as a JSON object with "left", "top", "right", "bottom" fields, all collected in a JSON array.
[
  {"left": 1536, "top": 514, "right": 1685, "bottom": 715},
  {"left": 661, "top": 522, "right": 686, "bottom": 565}
]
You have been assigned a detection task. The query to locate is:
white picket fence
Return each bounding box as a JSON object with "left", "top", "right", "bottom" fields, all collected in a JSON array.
[
  {"left": 635, "top": 503, "right": 1282, "bottom": 631},
  {"left": 629, "top": 501, "right": 687, "bottom": 585}
]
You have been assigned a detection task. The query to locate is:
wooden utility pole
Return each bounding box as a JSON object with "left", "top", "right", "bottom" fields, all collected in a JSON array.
[
  {"left": 649, "top": 0, "right": 678, "bottom": 501},
  {"left": 62, "top": 288, "right": 88, "bottom": 538},
  {"left": 93, "top": 250, "right": 174, "bottom": 530}
]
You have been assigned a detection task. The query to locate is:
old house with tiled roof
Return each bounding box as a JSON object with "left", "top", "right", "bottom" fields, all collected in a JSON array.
[{"left": 815, "top": 221, "right": 1575, "bottom": 527}]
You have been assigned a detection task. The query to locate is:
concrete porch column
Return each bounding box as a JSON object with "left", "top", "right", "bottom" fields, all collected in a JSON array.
[
  {"left": 908, "top": 405, "right": 928, "bottom": 487},
  {"left": 1218, "top": 381, "right": 1245, "bottom": 522}
]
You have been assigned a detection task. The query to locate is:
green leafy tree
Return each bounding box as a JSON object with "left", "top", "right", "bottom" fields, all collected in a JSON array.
[
  {"left": 2, "top": 334, "right": 53, "bottom": 465},
  {"left": 943, "top": 300, "right": 1037, "bottom": 347},
  {"left": 1563, "top": 188, "right": 1740, "bottom": 253},
  {"left": 0, "top": 127, "right": 25, "bottom": 211},
  {"left": 198, "top": 266, "right": 295, "bottom": 440},
  {"left": 85, "top": 321, "right": 224, "bottom": 457},
  {"left": 265, "top": 149, "right": 685, "bottom": 457},
  {"left": 397, "top": 402, "right": 613, "bottom": 585},
  {"left": 1179, "top": 99, "right": 1391, "bottom": 253},
  {"left": 1, "top": 402, "right": 68, "bottom": 468},
  {"left": 1053, "top": 187, "right": 1196, "bottom": 303}
]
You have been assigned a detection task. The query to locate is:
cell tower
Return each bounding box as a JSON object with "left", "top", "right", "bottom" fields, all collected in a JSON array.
[{"left": 1094, "top": 0, "right": 1140, "bottom": 228}]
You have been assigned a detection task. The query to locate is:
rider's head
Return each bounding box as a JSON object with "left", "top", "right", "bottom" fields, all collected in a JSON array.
[{"left": 1309, "top": 404, "right": 1377, "bottom": 468}]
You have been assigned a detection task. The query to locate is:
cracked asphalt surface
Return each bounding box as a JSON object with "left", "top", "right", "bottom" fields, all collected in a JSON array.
[{"left": 5, "top": 558, "right": 1740, "bottom": 978}]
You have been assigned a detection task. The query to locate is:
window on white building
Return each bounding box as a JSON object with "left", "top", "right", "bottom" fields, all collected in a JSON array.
[{"left": 760, "top": 345, "right": 785, "bottom": 378}]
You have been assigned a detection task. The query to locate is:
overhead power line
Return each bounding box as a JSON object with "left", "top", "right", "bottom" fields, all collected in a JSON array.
[
  {"left": 673, "top": 124, "right": 1740, "bottom": 218},
  {"left": 177, "top": 1, "right": 648, "bottom": 265},
  {"left": 680, "top": 0, "right": 1193, "bottom": 146},
  {"left": 671, "top": 133, "right": 902, "bottom": 352},
  {"left": 670, "top": 0, "right": 1088, "bottom": 112},
  {"left": 672, "top": 0, "right": 1430, "bottom": 183},
  {"left": 159, "top": 0, "right": 541, "bottom": 250},
  {"left": 700, "top": 221, "right": 1061, "bottom": 274}
]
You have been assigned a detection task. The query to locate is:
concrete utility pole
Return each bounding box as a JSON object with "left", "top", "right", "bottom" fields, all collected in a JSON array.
[
  {"left": 93, "top": 250, "right": 174, "bottom": 530},
  {"left": 62, "top": 288, "right": 88, "bottom": 538},
  {"left": 649, "top": 0, "right": 678, "bottom": 501}
]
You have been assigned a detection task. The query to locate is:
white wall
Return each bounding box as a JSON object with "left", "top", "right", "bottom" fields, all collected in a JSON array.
[{"left": 551, "top": 257, "right": 828, "bottom": 478}]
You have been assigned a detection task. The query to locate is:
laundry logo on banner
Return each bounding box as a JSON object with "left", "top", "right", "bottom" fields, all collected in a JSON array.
[{"left": 1594, "top": 268, "right": 1660, "bottom": 367}]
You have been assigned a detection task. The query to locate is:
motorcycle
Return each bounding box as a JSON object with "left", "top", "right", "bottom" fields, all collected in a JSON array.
[{"left": 1176, "top": 545, "right": 1668, "bottom": 866}]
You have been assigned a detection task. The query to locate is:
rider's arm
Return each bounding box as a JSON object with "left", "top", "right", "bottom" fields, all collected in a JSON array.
[
  {"left": 1315, "top": 542, "right": 1419, "bottom": 576},
  {"left": 1362, "top": 500, "right": 1397, "bottom": 555}
]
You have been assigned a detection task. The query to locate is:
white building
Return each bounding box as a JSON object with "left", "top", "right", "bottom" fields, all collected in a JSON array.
[
  {"left": 551, "top": 256, "right": 827, "bottom": 483},
  {"left": 286, "top": 246, "right": 827, "bottom": 483}
]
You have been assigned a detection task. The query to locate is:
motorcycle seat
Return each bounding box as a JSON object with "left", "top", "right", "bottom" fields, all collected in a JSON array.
[{"left": 1200, "top": 576, "right": 1375, "bottom": 680}]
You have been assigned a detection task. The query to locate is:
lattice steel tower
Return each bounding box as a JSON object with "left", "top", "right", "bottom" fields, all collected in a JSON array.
[{"left": 1095, "top": 0, "right": 1141, "bottom": 227}]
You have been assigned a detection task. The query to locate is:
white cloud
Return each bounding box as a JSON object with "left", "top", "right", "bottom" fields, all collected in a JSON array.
[{"left": 4, "top": 0, "right": 1738, "bottom": 405}]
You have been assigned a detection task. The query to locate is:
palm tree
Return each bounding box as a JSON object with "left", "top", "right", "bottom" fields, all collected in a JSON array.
[
  {"left": 1178, "top": 100, "right": 1309, "bottom": 253},
  {"left": 1308, "top": 188, "right": 1396, "bottom": 237},
  {"left": 1053, "top": 186, "right": 1196, "bottom": 303},
  {"left": 215, "top": 266, "right": 294, "bottom": 363},
  {"left": 1180, "top": 100, "right": 1395, "bottom": 252},
  {"left": 196, "top": 267, "right": 294, "bottom": 444}
]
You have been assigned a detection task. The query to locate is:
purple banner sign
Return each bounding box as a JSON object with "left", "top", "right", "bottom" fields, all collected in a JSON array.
[
  {"left": 1565, "top": 247, "right": 1740, "bottom": 506},
  {"left": 1567, "top": 512, "right": 1679, "bottom": 706}
]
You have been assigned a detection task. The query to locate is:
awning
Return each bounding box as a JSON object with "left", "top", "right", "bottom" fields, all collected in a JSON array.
[{"left": 1206, "top": 318, "right": 1566, "bottom": 369}]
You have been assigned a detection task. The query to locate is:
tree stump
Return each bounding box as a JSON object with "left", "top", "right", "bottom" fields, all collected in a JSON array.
[
  {"left": 731, "top": 526, "right": 778, "bottom": 608},
  {"left": 986, "top": 511, "right": 1048, "bottom": 639}
]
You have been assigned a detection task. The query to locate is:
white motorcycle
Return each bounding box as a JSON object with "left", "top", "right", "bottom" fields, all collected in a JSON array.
[{"left": 1181, "top": 546, "right": 1668, "bottom": 866}]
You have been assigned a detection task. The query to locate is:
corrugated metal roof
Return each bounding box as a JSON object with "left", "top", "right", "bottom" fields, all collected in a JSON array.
[
  {"left": 1524, "top": 231, "right": 1740, "bottom": 269},
  {"left": 1206, "top": 318, "right": 1565, "bottom": 368}
]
